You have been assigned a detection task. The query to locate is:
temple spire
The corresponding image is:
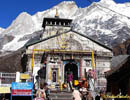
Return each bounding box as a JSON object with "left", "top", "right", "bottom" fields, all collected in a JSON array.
[{"left": 55, "top": 8, "right": 59, "bottom": 18}]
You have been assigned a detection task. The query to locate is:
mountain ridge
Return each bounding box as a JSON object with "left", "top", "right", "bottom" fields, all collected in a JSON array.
[
  {"left": 0, "top": 27, "right": 5, "bottom": 34},
  {"left": 1, "top": 0, "right": 130, "bottom": 52}
]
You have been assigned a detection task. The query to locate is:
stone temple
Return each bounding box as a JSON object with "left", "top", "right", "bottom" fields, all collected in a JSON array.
[{"left": 23, "top": 11, "right": 113, "bottom": 90}]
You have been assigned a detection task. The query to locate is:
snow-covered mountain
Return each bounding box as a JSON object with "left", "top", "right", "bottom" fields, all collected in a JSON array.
[
  {"left": 1, "top": 0, "right": 130, "bottom": 52},
  {"left": 73, "top": 0, "right": 130, "bottom": 46},
  {"left": 0, "top": 27, "right": 5, "bottom": 34}
]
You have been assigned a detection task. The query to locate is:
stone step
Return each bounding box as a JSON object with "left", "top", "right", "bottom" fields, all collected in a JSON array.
[
  {"left": 49, "top": 91, "right": 73, "bottom": 100},
  {"left": 49, "top": 95, "right": 73, "bottom": 99},
  {"left": 49, "top": 97, "right": 73, "bottom": 100},
  {"left": 49, "top": 93, "right": 72, "bottom": 97}
]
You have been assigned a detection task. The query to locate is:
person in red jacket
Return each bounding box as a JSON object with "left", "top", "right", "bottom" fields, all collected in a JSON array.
[{"left": 82, "top": 78, "right": 88, "bottom": 89}]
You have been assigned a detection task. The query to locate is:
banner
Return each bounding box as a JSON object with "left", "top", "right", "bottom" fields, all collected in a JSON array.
[
  {"left": 11, "top": 82, "right": 33, "bottom": 96},
  {"left": 20, "top": 74, "right": 29, "bottom": 79},
  {"left": 0, "top": 87, "right": 10, "bottom": 93},
  {"left": 12, "top": 90, "right": 32, "bottom": 96}
]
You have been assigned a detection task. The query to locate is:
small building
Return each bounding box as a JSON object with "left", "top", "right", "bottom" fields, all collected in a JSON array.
[
  {"left": 105, "top": 55, "right": 130, "bottom": 96},
  {"left": 23, "top": 12, "right": 113, "bottom": 90}
]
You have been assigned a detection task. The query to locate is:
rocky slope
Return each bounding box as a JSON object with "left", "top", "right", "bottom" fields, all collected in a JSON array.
[
  {"left": 0, "top": 51, "right": 22, "bottom": 72},
  {"left": 113, "top": 38, "right": 130, "bottom": 56}
]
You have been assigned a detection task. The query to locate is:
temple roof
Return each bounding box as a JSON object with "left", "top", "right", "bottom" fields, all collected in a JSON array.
[
  {"left": 24, "top": 29, "right": 112, "bottom": 51},
  {"left": 105, "top": 55, "right": 129, "bottom": 77},
  {"left": 42, "top": 17, "right": 72, "bottom": 28}
]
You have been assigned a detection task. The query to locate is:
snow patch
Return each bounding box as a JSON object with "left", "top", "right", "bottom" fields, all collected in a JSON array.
[
  {"left": 0, "top": 27, "right": 5, "bottom": 34},
  {"left": 2, "top": 35, "right": 28, "bottom": 51}
]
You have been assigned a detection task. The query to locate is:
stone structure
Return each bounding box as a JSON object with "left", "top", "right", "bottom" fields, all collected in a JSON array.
[{"left": 24, "top": 13, "right": 113, "bottom": 90}]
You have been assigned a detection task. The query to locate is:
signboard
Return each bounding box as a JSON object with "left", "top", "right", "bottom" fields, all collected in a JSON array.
[
  {"left": 11, "top": 82, "right": 33, "bottom": 96},
  {"left": 11, "top": 82, "right": 33, "bottom": 90},
  {"left": 12, "top": 90, "right": 32, "bottom": 96},
  {"left": 20, "top": 74, "right": 29, "bottom": 79},
  {"left": 0, "top": 87, "right": 10, "bottom": 93}
]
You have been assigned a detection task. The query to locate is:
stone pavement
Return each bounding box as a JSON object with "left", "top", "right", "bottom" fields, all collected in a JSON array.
[{"left": 49, "top": 90, "right": 73, "bottom": 100}]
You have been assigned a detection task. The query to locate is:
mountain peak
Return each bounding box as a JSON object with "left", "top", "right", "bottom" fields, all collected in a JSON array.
[
  {"left": 1, "top": 0, "right": 130, "bottom": 52},
  {"left": 17, "top": 12, "right": 31, "bottom": 19},
  {"left": 54, "top": 1, "right": 78, "bottom": 11},
  {"left": 58, "top": 1, "right": 76, "bottom": 5},
  {"left": 33, "top": 0, "right": 78, "bottom": 21},
  {"left": 99, "top": 0, "right": 115, "bottom": 5},
  {"left": 53, "top": 1, "right": 78, "bottom": 18}
]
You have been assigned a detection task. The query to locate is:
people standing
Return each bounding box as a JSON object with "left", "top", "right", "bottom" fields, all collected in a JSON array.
[
  {"left": 72, "top": 89, "right": 82, "bottom": 100},
  {"left": 44, "top": 83, "right": 50, "bottom": 100},
  {"left": 67, "top": 71, "right": 73, "bottom": 91},
  {"left": 81, "top": 88, "right": 87, "bottom": 100},
  {"left": 95, "top": 93, "right": 100, "bottom": 100},
  {"left": 34, "top": 84, "right": 46, "bottom": 100},
  {"left": 81, "top": 78, "right": 88, "bottom": 89},
  {"left": 95, "top": 91, "right": 105, "bottom": 100},
  {"left": 86, "top": 91, "right": 93, "bottom": 100}
]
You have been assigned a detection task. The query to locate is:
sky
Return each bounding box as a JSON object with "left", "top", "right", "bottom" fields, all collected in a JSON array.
[{"left": 0, "top": 0, "right": 130, "bottom": 28}]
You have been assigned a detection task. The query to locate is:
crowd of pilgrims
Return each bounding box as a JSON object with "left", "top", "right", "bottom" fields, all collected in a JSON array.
[{"left": 33, "top": 71, "right": 105, "bottom": 100}]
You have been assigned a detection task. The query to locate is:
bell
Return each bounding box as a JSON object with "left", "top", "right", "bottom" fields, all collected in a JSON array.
[{"left": 50, "top": 58, "right": 55, "bottom": 63}]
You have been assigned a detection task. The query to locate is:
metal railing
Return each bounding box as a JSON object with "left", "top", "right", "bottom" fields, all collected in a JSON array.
[{"left": 0, "top": 72, "right": 16, "bottom": 87}]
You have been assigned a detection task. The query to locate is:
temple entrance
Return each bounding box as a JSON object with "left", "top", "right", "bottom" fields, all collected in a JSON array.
[{"left": 64, "top": 62, "right": 78, "bottom": 82}]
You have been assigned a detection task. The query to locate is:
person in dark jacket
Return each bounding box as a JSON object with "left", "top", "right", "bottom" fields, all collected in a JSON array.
[{"left": 95, "top": 94, "right": 100, "bottom": 100}]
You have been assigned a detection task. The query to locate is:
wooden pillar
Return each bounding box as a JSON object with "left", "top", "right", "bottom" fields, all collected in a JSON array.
[
  {"left": 128, "top": 78, "right": 130, "bottom": 97},
  {"left": 106, "top": 79, "right": 111, "bottom": 92},
  {"left": 80, "top": 58, "right": 82, "bottom": 78},
  {"left": 111, "top": 82, "right": 119, "bottom": 95}
]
